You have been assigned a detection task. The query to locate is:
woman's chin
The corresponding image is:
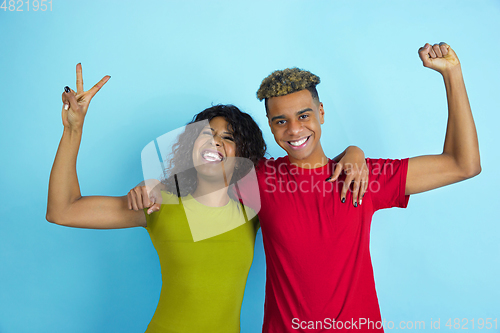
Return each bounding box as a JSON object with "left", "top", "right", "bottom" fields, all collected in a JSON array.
[{"left": 195, "top": 164, "right": 232, "bottom": 181}]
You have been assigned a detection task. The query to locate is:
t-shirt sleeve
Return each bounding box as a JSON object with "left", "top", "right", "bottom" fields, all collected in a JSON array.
[{"left": 367, "top": 158, "right": 410, "bottom": 211}]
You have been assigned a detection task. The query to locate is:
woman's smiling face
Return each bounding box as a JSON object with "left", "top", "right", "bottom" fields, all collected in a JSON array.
[{"left": 192, "top": 116, "right": 237, "bottom": 184}]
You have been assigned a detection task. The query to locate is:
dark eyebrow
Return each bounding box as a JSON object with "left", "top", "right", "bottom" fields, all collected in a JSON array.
[
  {"left": 270, "top": 115, "right": 286, "bottom": 122},
  {"left": 297, "top": 108, "right": 313, "bottom": 115},
  {"left": 271, "top": 108, "right": 313, "bottom": 122}
]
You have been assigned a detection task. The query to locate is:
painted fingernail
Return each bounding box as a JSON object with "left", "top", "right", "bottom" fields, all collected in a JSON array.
[
  {"left": 64, "top": 86, "right": 70, "bottom": 93},
  {"left": 359, "top": 199, "right": 363, "bottom": 205},
  {"left": 64, "top": 104, "right": 69, "bottom": 110},
  {"left": 325, "top": 177, "right": 332, "bottom": 182},
  {"left": 354, "top": 202, "right": 358, "bottom": 207},
  {"left": 341, "top": 197, "right": 346, "bottom": 203}
]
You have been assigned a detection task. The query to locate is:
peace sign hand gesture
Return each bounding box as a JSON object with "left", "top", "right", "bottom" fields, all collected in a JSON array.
[{"left": 61, "top": 63, "right": 110, "bottom": 130}]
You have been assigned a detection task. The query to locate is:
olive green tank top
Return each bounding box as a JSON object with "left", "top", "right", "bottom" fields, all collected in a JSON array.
[{"left": 143, "top": 191, "right": 259, "bottom": 333}]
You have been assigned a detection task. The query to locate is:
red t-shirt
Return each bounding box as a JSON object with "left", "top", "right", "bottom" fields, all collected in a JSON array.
[{"left": 253, "top": 156, "right": 410, "bottom": 332}]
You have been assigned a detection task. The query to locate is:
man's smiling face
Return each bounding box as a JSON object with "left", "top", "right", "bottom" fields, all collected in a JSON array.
[{"left": 267, "top": 89, "right": 325, "bottom": 166}]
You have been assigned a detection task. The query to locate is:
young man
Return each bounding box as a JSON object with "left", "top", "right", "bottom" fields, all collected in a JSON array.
[{"left": 253, "top": 42, "right": 480, "bottom": 332}]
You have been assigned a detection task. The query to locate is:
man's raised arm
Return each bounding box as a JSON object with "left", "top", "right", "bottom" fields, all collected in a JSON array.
[{"left": 405, "top": 42, "right": 481, "bottom": 195}]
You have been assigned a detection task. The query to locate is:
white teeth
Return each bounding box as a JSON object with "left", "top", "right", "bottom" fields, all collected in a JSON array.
[
  {"left": 289, "top": 137, "right": 308, "bottom": 147},
  {"left": 202, "top": 151, "right": 222, "bottom": 161}
]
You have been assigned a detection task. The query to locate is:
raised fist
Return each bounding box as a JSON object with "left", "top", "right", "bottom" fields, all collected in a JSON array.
[{"left": 418, "top": 42, "right": 460, "bottom": 74}]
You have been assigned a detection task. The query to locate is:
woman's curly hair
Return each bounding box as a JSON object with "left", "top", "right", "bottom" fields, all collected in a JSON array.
[{"left": 160, "top": 104, "right": 266, "bottom": 197}]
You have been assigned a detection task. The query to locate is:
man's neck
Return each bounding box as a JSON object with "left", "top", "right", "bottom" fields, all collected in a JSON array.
[{"left": 288, "top": 143, "right": 329, "bottom": 169}]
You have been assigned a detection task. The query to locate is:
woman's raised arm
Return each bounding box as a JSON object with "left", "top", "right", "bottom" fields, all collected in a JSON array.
[{"left": 46, "top": 63, "right": 146, "bottom": 229}]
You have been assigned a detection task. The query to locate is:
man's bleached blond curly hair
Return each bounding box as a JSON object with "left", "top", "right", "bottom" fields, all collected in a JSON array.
[{"left": 256, "top": 67, "right": 320, "bottom": 101}]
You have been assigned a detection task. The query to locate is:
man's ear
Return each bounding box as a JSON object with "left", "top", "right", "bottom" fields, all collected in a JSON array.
[{"left": 319, "top": 102, "right": 325, "bottom": 124}]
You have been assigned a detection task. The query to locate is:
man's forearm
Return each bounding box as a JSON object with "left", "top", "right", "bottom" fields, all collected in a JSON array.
[{"left": 442, "top": 66, "right": 481, "bottom": 176}]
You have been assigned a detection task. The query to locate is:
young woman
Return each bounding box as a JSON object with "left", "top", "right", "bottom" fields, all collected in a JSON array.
[
  {"left": 135, "top": 104, "right": 266, "bottom": 332},
  {"left": 47, "top": 64, "right": 368, "bottom": 332}
]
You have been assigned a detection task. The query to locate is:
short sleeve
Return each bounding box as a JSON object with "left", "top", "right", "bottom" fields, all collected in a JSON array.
[{"left": 367, "top": 158, "right": 410, "bottom": 211}]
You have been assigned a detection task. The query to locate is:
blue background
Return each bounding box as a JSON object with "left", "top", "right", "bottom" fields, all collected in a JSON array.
[{"left": 1, "top": 0, "right": 499, "bottom": 332}]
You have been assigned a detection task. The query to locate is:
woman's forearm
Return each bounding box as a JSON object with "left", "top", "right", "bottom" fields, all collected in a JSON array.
[{"left": 46, "top": 126, "right": 84, "bottom": 222}]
